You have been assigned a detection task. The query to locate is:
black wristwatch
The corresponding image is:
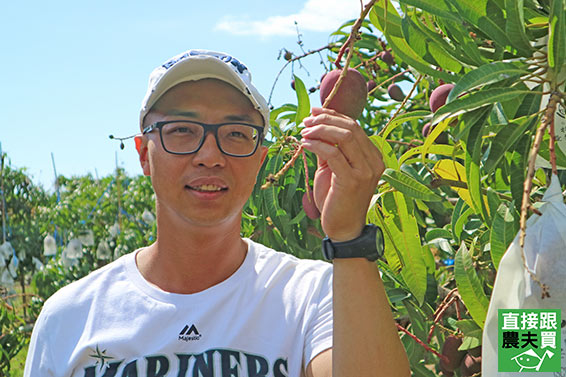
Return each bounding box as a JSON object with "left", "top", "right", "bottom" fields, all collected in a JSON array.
[{"left": 322, "top": 224, "right": 385, "bottom": 262}]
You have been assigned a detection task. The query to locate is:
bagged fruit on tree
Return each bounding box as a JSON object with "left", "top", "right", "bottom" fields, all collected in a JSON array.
[
  {"left": 482, "top": 174, "right": 566, "bottom": 376},
  {"left": 96, "top": 240, "right": 112, "bottom": 260},
  {"left": 78, "top": 229, "right": 95, "bottom": 246},
  {"left": 43, "top": 234, "right": 57, "bottom": 256}
]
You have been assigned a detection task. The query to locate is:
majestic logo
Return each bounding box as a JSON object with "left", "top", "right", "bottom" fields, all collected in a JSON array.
[{"left": 179, "top": 324, "right": 202, "bottom": 342}]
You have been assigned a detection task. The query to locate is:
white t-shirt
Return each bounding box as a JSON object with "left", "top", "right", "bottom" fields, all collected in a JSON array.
[{"left": 24, "top": 239, "right": 333, "bottom": 377}]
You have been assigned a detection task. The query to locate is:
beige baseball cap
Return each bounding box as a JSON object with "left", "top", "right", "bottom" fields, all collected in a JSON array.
[{"left": 140, "top": 49, "right": 270, "bottom": 130}]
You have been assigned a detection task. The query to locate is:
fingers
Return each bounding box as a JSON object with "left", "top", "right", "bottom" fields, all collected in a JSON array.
[
  {"left": 301, "top": 139, "right": 358, "bottom": 185},
  {"left": 302, "top": 107, "right": 384, "bottom": 177}
]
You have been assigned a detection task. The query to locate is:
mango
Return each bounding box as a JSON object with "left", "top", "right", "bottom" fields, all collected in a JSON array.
[
  {"left": 430, "top": 84, "right": 455, "bottom": 113},
  {"left": 440, "top": 335, "right": 466, "bottom": 372},
  {"left": 388, "top": 83, "right": 404, "bottom": 101},
  {"left": 302, "top": 189, "right": 321, "bottom": 219},
  {"left": 319, "top": 68, "right": 367, "bottom": 119}
]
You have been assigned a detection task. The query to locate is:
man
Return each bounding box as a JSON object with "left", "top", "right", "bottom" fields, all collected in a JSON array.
[{"left": 25, "top": 50, "right": 410, "bottom": 377}]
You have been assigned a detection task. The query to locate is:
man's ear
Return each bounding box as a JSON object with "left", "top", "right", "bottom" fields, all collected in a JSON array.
[
  {"left": 259, "top": 145, "right": 268, "bottom": 166},
  {"left": 135, "top": 135, "right": 151, "bottom": 176}
]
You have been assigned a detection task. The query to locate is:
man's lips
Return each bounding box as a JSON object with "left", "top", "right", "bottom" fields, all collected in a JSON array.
[
  {"left": 185, "top": 178, "right": 229, "bottom": 192},
  {"left": 186, "top": 184, "right": 228, "bottom": 192}
]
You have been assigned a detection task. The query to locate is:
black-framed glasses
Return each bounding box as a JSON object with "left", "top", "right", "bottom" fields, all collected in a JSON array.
[{"left": 143, "top": 120, "right": 264, "bottom": 157}]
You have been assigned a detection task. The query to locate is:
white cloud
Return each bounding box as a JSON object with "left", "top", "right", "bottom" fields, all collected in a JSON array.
[{"left": 215, "top": 0, "right": 361, "bottom": 37}]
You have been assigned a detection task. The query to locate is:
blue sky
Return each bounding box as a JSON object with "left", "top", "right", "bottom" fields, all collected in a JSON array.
[{"left": 0, "top": 0, "right": 360, "bottom": 189}]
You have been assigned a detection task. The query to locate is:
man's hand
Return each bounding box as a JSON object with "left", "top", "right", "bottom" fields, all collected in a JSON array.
[{"left": 301, "top": 107, "right": 385, "bottom": 242}]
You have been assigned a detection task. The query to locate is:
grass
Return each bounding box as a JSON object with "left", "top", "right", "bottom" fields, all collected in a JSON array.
[
  {"left": 9, "top": 345, "right": 27, "bottom": 377},
  {"left": 3, "top": 283, "right": 33, "bottom": 377}
]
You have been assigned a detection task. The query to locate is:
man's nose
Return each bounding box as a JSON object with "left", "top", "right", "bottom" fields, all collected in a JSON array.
[{"left": 191, "top": 132, "right": 226, "bottom": 167}]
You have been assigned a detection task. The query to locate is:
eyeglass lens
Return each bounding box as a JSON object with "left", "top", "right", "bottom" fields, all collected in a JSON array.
[{"left": 161, "top": 122, "right": 259, "bottom": 156}]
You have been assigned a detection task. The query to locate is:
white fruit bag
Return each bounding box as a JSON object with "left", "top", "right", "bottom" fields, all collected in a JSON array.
[{"left": 483, "top": 174, "right": 566, "bottom": 376}]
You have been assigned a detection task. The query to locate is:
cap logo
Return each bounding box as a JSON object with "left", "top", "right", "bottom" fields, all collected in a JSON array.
[{"left": 161, "top": 51, "right": 248, "bottom": 75}]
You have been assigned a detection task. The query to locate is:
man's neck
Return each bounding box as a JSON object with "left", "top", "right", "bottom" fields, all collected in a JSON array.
[{"left": 135, "top": 212, "right": 247, "bottom": 294}]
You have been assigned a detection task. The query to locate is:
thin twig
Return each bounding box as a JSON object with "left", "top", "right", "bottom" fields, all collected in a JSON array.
[
  {"left": 261, "top": 143, "right": 303, "bottom": 189},
  {"left": 264, "top": 0, "right": 377, "bottom": 189},
  {"left": 386, "top": 139, "right": 423, "bottom": 148},
  {"left": 369, "top": 69, "right": 411, "bottom": 97},
  {"left": 396, "top": 323, "right": 449, "bottom": 364},
  {"left": 519, "top": 90, "right": 562, "bottom": 299},
  {"left": 378, "top": 75, "right": 423, "bottom": 138},
  {"left": 267, "top": 44, "right": 337, "bottom": 106},
  {"left": 334, "top": 0, "right": 379, "bottom": 68},
  {"left": 427, "top": 296, "right": 459, "bottom": 343}
]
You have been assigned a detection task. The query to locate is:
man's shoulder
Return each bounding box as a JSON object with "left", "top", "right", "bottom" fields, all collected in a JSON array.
[
  {"left": 249, "top": 239, "right": 331, "bottom": 268},
  {"left": 247, "top": 239, "right": 333, "bottom": 285},
  {"left": 41, "top": 251, "right": 134, "bottom": 315}
]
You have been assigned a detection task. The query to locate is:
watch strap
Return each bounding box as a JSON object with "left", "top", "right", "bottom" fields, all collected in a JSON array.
[{"left": 322, "top": 224, "right": 384, "bottom": 261}]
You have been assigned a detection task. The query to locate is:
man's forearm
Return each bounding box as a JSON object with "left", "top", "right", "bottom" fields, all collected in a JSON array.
[{"left": 332, "top": 258, "right": 411, "bottom": 377}]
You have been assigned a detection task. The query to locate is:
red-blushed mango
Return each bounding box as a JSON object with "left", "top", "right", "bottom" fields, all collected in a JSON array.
[
  {"left": 439, "top": 364, "right": 454, "bottom": 377},
  {"left": 367, "top": 80, "right": 377, "bottom": 95},
  {"left": 468, "top": 346, "right": 481, "bottom": 358},
  {"left": 302, "top": 189, "right": 321, "bottom": 219},
  {"left": 388, "top": 84, "right": 405, "bottom": 101},
  {"left": 460, "top": 354, "right": 481, "bottom": 376},
  {"left": 430, "top": 84, "right": 455, "bottom": 113},
  {"left": 422, "top": 122, "right": 432, "bottom": 138},
  {"left": 382, "top": 50, "right": 395, "bottom": 66},
  {"left": 319, "top": 68, "right": 367, "bottom": 119},
  {"left": 440, "top": 335, "right": 466, "bottom": 373}
]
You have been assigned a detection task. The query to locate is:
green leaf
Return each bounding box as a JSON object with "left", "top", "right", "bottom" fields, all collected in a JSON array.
[
  {"left": 370, "top": 0, "right": 404, "bottom": 38},
  {"left": 427, "top": 40, "right": 463, "bottom": 73},
  {"left": 455, "top": 319, "right": 483, "bottom": 350},
  {"left": 425, "top": 228, "right": 453, "bottom": 242},
  {"left": 382, "top": 168, "right": 442, "bottom": 202},
  {"left": 438, "top": 19, "right": 487, "bottom": 66},
  {"left": 399, "top": 144, "right": 464, "bottom": 166},
  {"left": 401, "top": 14, "right": 463, "bottom": 73},
  {"left": 387, "top": 35, "right": 455, "bottom": 82},
  {"left": 548, "top": 0, "right": 566, "bottom": 71},
  {"left": 398, "top": 0, "right": 460, "bottom": 21},
  {"left": 371, "top": 136, "right": 398, "bottom": 170},
  {"left": 382, "top": 191, "right": 428, "bottom": 304},
  {"left": 505, "top": 0, "right": 535, "bottom": 56},
  {"left": 369, "top": 205, "right": 403, "bottom": 272},
  {"left": 409, "top": 14, "right": 477, "bottom": 67},
  {"left": 386, "top": 287, "right": 412, "bottom": 304},
  {"left": 293, "top": 75, "right": 310, "bottom": 125},
  {"left": 514, "top": 85, "right": 543, "bottom": 118},
  {"left": 465, "top": 114, "right": 489, "bottom": 222},
  {"left": 454, "top": 242, "right": 490, "bottom": 328},
  {"left": 460, "top": 335, "right": 481, "bottom": 351},
  {"left": 382, "top": 110, "right": 432, "bottom": 140},
  {"left": 484, "top": 117, "right": 537, "bottom": 174},
  {"left": 455, "top": 319, "right": 483, "bottom": 337},
  {"left": 510, "top": 135, "right": 531, "bottom": 213},
  {"left": 445, "top": 0, "right": 512, "bottom": 48},
  {"left": 434, "top": 88, "right": 532, "bottom": 122},
  {"left": 453, "top": 207, "right": 474, "bottom": 243},
  {"left": 421, "top": 118, "right": 452, "bottom": 161},
  {"left": 490, "top": 202, "right": 519, "bottom": 269},
  {"left": 446, "top": 62, "right": 530, "bottom": 103},
  {"left": 486, "top": 187, "right": 502, "bottom": 225}
]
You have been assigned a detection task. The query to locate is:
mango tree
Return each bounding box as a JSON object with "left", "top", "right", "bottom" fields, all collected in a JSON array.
[{"left": 259, "top": 0, "right": 566, "bottom": 375}]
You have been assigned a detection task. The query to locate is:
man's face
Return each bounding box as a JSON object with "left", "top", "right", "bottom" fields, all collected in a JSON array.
[{"left": 138, "top": 79, "right": 268, "bottom": 228}]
